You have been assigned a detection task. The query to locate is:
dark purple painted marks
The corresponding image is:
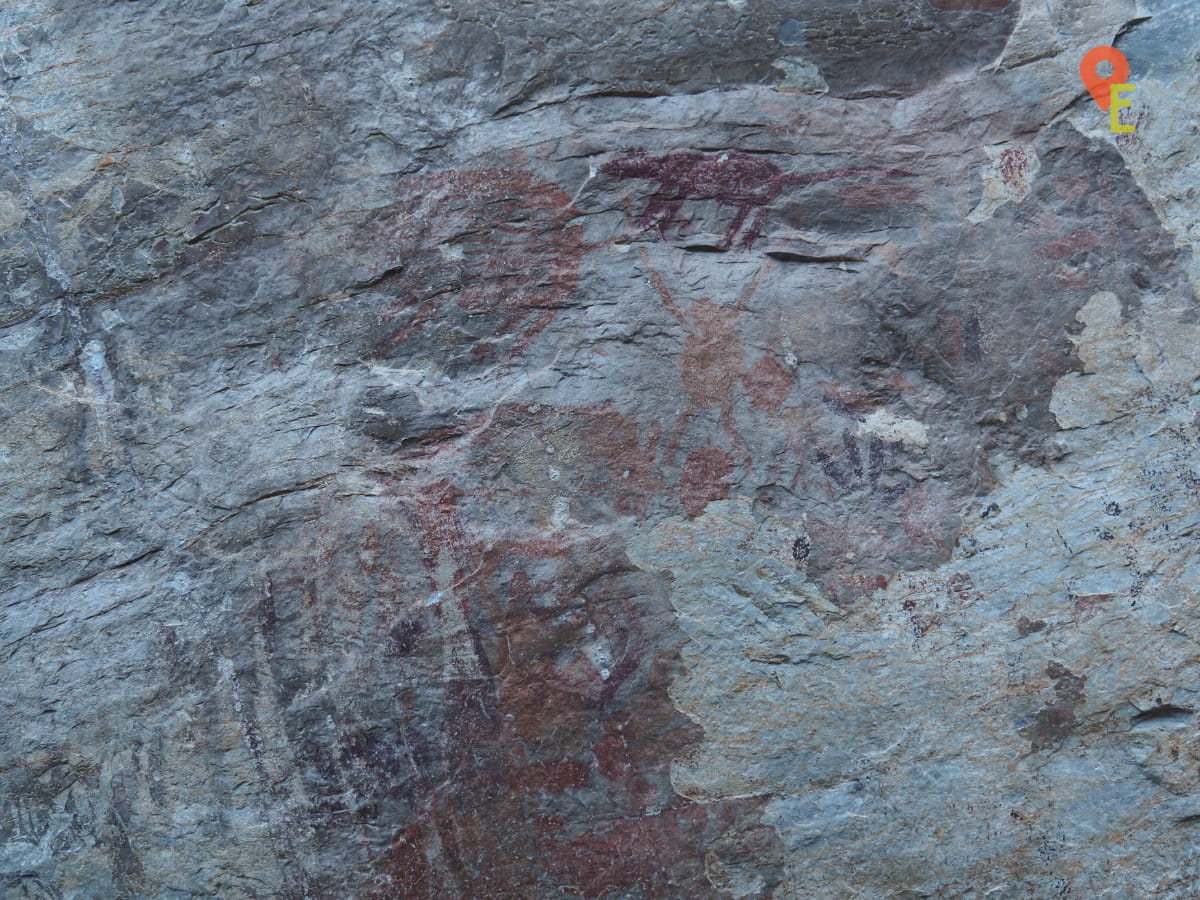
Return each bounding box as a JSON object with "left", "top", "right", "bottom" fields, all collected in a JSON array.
[
  {"left": 241, "top": 392, "right": 788, "bottom": 897},
  {"left": 266, "top": 447, "right": 784, "bottom": 898},
  {"left": 603, "top": 149, "right": 914, "bottom": 248},
  {"left": 809, "top": 429, "right": 901, "bottom": 501}
]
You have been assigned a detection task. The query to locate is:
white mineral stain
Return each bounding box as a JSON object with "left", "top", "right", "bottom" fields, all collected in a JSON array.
[
  {"left": 165, "top": 573, "right": 193, "bottom": 593},
  {"left": 0, "top": 191, "right": 25, "bottom": 233},
  {"left": 437, "top": 242, "right": 464, "bottom": 262},
  {"left": 79, "top": 340, "right": 117, "bottom": 443},
  {"left": 582, "top": 639, "right": 613, "bottom": 680},
  {"left": 99, "top": 307, "right": 125, "bottom": 330},
  {"left": 0, "top": 319, "right": 37, "bottom": 351},
  {"left": 550, "top": 496, "right": 571, "bottom": 528},
  {"left": 771, "top": 56, "right": 828, "bottom": 94},
  {"left": 1050, "top": 291, "right": 1149, "bottom": 429},
  {"left": 856, "top": 409, "right": 929, "bottom": 452}
]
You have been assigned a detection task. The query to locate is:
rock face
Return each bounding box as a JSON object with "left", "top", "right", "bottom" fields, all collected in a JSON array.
[{"left": 4, "top": 1, "right": 1200, "bottom": 897}]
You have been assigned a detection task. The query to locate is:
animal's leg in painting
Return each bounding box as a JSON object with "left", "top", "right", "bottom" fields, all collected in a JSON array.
[{"left": 737, "top": 204, "right": 771, "bottom": 249}]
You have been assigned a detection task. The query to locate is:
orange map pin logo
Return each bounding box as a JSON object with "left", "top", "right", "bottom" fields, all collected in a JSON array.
[{"left": 1080, "top": 45, "right": 1130, "bottom": 111}]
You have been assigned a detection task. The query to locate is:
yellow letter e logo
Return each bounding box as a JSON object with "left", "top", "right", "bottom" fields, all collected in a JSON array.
[{"left": 1110, "top": 83, "right": 1135, "bottom": 133}]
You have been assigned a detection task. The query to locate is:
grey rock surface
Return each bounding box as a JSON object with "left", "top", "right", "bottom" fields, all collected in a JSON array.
[{"left": 3, "top": 1, "right": 1200, "bottom": 897}]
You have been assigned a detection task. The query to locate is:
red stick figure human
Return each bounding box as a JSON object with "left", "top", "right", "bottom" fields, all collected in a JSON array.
[{"left": 638, "top": 247, "right": 771, "bottom": 466}]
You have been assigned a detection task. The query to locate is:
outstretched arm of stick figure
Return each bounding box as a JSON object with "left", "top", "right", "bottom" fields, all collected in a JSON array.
[
  {"left": 733, "top": 258, "right": 773, "bottom": 312},
  {"left": 638, "top": 246, "right": 686, "bottom": 324}
]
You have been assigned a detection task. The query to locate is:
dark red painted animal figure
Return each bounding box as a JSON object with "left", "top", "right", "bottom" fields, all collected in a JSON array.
[{"left": 603, "top": 150, "right": 915, "bottom": 249}]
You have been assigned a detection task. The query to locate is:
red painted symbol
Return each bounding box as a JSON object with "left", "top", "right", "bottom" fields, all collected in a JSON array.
[{"left": 1080, "top": 46, "right": 1130, "bottom": 111}]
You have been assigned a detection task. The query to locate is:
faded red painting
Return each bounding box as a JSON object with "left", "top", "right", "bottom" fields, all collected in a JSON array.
[
  {"left": 349, "top": 520, "right": 783, "bottom": 899},
  {"left": 351, "top": 167, "right": 585, "bottom": 363}
]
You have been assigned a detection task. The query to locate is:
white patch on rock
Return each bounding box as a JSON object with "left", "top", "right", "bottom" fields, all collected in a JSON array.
[
  {"left": 771, "top": 56, "right": 828, "bottom": 94},
  {"left": 856, "top": 409, "right": 929, "bottom": 452},
  {"left": 0, "top": 319, "right": 38, "bottom": 351},
  {"left": 99, "top": 307, "right": 125, "bottom": 330},
  {"left": 582, "top": 639, "right": 613, "bottom": 679},
  {"left": 79, "top": 340, "right": 117, "bottom": 445},
  {"left": 0, "top": 191, "right": 26, "bottom": 234},
  {"left": 437, "top": 242, "right": 464, "bottom": 262},
  {"left": 1050, "top": 291, "right": 1149, "bottom": 430},
  {"left": 550, "top": 496, "right": 571, "bottom": 528}
]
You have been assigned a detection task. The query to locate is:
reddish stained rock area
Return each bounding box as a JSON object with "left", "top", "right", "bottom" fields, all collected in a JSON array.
[
  {"left": 1021, "top": 663, "right": 1088, "bottom": 752},
  {"left": 743, "top": 355, "right": 794, "bottom": 411},
  {"left": 13, "top": 3, "right": 1200, "bottom": 898},
  {"left": 536, "top": 799, "right": 778, "bottom": 900},
  {"left": 333, "top": 525, "right": 785, "bottom": 899},
  {"left": 839, "top": 181, "right": 920, "bottom": 208},
  {"left": 1037, "top": 229, "right": 1103, "bottom": 260},
  {"left": 350, "top": 167, "right": 585, "bottom": 363},
  {"left": 248, "top": 406, "right": 783, "bottom": 896},
  {"left": 681, "top": 445, "right": 736, "bottom": 517}
]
